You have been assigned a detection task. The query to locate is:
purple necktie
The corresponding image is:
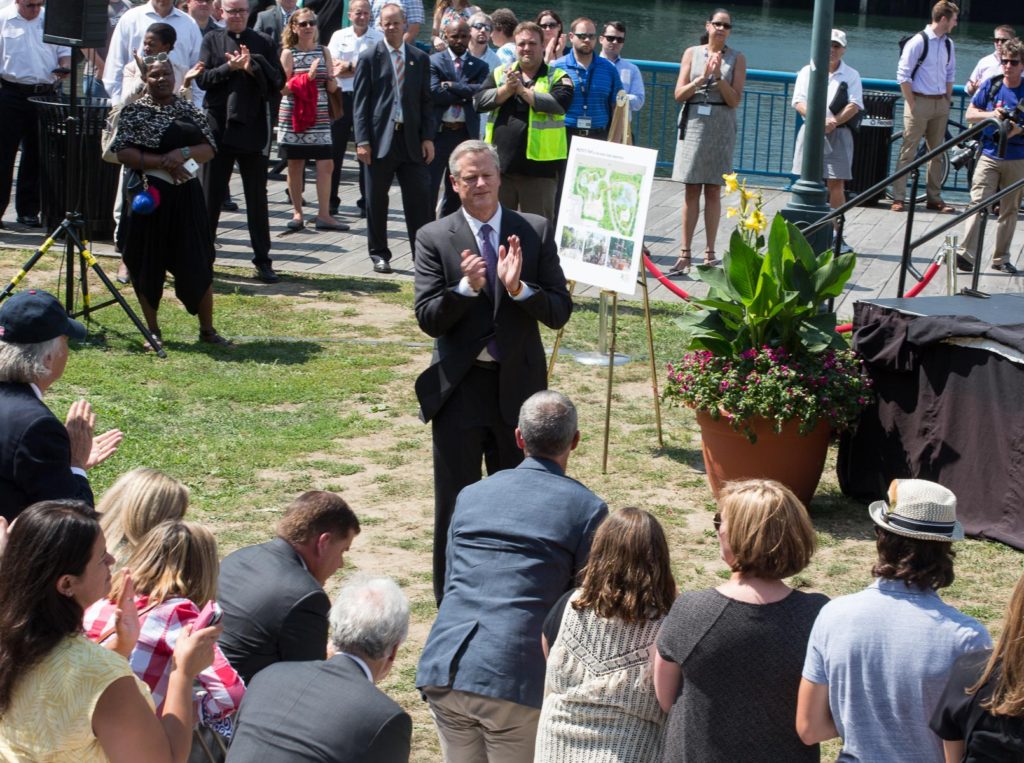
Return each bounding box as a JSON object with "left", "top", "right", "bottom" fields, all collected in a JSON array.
[
  {"left": 452, "top": 57, "right": 463, "bottom": 119},
  {"left": 479, "top": 223, "right": 501, "bottom": 361}
]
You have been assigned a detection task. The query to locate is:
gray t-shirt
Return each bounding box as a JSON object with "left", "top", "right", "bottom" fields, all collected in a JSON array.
[
  {"left": 657, "top": 587, "right": 828, "bottom": 763},
  {"left": 802, "top": 578, "right": 992, "bottom": 762}
]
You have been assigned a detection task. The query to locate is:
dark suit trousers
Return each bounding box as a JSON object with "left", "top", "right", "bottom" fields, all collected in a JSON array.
[
  {"left": 329, "top": 92, "right": 366, "bottom": 209},
  {"left": 431, "top": 365, "right": 522, "bottom": 604},
  {"left": 428, "top": 124, "right": 469, "bottom": 218},
  {"left": 203, "top": 149, "right": 272, "bottom": 265},
  {"left": 365, "top": 130, "right": 432, "bottom": 260},
  {"left": 0, "top": 90, "right": 41, "bottom": 219}
]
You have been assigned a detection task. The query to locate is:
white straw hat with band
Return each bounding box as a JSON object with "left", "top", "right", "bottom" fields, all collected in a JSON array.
[{"left": 868, "top": 479, "right": 964, "bottom": 543}]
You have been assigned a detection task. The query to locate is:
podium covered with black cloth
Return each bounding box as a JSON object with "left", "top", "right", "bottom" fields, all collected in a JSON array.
[{"left": 838, "top": 296, "right": 1024, "bottom": 550}]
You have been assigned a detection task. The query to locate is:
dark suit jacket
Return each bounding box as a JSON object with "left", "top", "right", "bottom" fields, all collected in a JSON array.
[
  {"left": 196, "top": 28, "right": 284, "bottom": 152},
  {"left": 416, "top": 457, "right": 608, "bottom": 708},
  {"left": 253, "top": 6, "right": 285, "bottom": 48},
  {"left": 352, "top": 39, "right": 435, "bottom": 159},
  {"left": 429, "top": 50, "right": 487, "bottom": 140},
  {"left": 227, "top": 654, "right": 412, "bottom": 763},
  {"left": 413, "top": 207, "right": 572, "bottom": 425},
  {"left": 0, "top": 382, "right": 92, "bottom": 521},
  {"left": 217, "top": 537, "right": 330, "bottom": 684}
]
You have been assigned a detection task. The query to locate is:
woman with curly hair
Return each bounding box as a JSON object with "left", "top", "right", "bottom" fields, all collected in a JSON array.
[{"left": 534, "top": 507, "right": 676, "bottom": 762}]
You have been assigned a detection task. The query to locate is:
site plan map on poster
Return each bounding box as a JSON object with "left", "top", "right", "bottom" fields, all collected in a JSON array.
[{"left": 555, "top": 137, "right": 658, "bottom": 295}]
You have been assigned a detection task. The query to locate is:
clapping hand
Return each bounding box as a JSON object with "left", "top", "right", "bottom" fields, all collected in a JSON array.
[
  {"left": 497, "top": 234, "right": 523, "bottom": 294},
  {"left": 108, "top": 570, "right": 141, "bottom": 659},
  {"left": 307, "top": 56, "right": 320, "bottom": 81},
  {"left": 704, "top": 51, "right": 722, "bottom": 81},
  {"left": 227, "top": 45, "right": 252, "bottom": 73},
  {"left": 460, "top": 249, "right": 487, "bottom": 291}
]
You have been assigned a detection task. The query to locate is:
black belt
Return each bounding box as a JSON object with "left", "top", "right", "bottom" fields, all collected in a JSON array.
[
  {"left": 568, "top": 127, "right": 608, "bottom": 138},
  {"left": 473, "top": 359, "right": 499, "bottom": 370},
  {"left": 0, "top": 79, "right": 56, "bottom": 96},
  {"left": 440, "top": 122, "right": 468, "bottom": 131}
]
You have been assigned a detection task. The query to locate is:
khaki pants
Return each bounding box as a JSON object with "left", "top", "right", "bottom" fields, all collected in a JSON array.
[
  {"left": 499, "top": 174, "right": 556, "bottom": 220},
  {"left": 422, "top": 686, "right": 540, "bottom": 763},
  {"left": 961, "top": 153, "right": 1024, "bottom": 267},
  {"left": 894, "top": 95, "right": 951, "bottom": 205}
]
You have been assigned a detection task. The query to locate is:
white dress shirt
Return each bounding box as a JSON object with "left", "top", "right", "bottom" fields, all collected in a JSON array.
[
  {"left": 601, "top": 53, "right": 645, "bottom": 112},
  {"left": 0, "top": 6, "right": 70, "bottom": 85},
  {"left": 103, "top": 1, "right": 202, "bottom": 104},
  {"left": 967, "top": 52, "right": 1002, "bottom": 91},
  {"left": 387, "top": 40, "right": 404, "bottom": 124},
  {"left": 326, "top": 24, "right": 382, "bottom": 93},
  {"left": 457, "top": 205, "right": 535, "bottom": 302},
  {"left": 792, "top": 59, "right": 864, "bottom": 114},
  {"left": 896, "top": 25, "right": 956, "bottom": 95}
]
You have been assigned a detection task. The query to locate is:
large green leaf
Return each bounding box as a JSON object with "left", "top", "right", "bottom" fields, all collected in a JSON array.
[
  {"left": 674, "top": 310, "right": 739, "bottom": 355},
  {"left": 817, "top": 252, "right": 857, "bottom": 298},
  {"left": 724, "top": 233, "right": 762, "bottom": 303},
  {"left": 788, "top": 221, "right": 817, "bottom": 271},
  {"left": 696, "top": 261, "right": 742, "bottom": 302},
  {"left": 799, "top": 312, "right": 846, "bottom": 352}
]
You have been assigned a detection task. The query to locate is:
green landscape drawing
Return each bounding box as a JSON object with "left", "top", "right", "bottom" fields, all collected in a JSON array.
[{"left": 571, "top": 165, "right": 642, "bottom": 237}]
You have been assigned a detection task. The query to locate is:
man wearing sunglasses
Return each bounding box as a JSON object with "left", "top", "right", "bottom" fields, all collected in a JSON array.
[
  {"left": 0, "top": 0, "right": 70, "bottom": 229},
  {"left": 552, "top": 18, "right": 621, "bottom": 144},
  {"left": 966, "top": 25, "right": 1015, "bottom": 96},
  {"left": 956, "top": 37, "right": 1024, "bottom": 276},
  {"left": 599, "top": 20, "right": 644, "bottom": 113}
]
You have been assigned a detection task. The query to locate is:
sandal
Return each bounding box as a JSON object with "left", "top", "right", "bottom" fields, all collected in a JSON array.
[
  {"left": 199, "top": 328, "right": 234, "bottom": 348},
  {"left": 703, "top": 249, "right": 722, "bottom": 267},
  {"left": 668, "top": 248, "right": 692, "bottom": 277},
  {"left": 143, "top": 328, "right": 162, "bottom": 353}
]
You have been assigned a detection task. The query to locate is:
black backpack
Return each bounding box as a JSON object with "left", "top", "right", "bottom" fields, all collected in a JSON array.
[{"left": 898, "top": 31, "right": 952, "bottom": 82}]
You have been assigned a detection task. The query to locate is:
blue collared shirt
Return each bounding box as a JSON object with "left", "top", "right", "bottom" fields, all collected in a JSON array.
[
  {"left": 551, "top": 50, "right": 622, "bottom": 130},
  {"left": 601, "top": 53, "right": 644, "bottom": 112}
]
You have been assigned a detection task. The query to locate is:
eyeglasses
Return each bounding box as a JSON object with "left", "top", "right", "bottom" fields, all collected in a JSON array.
[
  {"left": 1001, "top": 58, "right": 1022, "bottom": 66},
  {"left": 223, "top": 8, "right": 247, "bottom": 15},
  {"left": 295, "top": 19, "right": 317, "bottom": 27},
  {"left": 539, "top": 22, "right": 560, "bottom": 30},
  {"left": 142, "top": 52, "right": 169, "bottom": 65},
  {"left": 470, "top": 23, "right": 492, "bottom": 32},
  {"left": 710, "top": 21, "right": 732, "bottom": 30},
  {"left": 602, "top": 35, "right": 624, "bottom": 43},
  {"left": 994, "top": 38, "right": 1011, "bottom": 43},
  {"left": 713, "top": 512, "right": 722, "bottom": 531},
  {"left": 23, "top": 2, "right": 44, "bottom": 7},
  {"left": 572, "top": 32, "right": 595, "bottom": 40}
]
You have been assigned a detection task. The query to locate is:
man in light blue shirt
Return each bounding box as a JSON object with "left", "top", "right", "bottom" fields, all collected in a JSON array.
[
  {"left": 796, "top": 479, "right": 991, "bottom": 763},
  {"left": 599, "top": 20, "right": 643, "bottom": 113}
]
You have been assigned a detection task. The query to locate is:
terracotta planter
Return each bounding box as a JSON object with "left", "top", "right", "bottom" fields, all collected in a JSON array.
[{"left": 695, "top": 409, "right": 831, "bottom": 507}]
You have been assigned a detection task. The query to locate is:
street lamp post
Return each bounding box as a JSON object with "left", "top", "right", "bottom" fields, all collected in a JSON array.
[{"left": 781, "top": 0, "right": 835, "bottom": 254}]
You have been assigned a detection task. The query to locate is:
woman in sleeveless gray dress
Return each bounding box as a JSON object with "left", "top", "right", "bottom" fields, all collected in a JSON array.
[{"left": 669, "top": 9, "right": 747, "bottom": 275}]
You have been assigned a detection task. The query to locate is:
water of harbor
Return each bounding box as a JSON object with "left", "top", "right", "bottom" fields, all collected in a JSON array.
[{"left": 511, "top": 0, "right": 998, "bottom": 82}]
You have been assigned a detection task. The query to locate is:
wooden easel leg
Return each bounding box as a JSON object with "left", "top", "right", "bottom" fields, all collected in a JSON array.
[
  {"left": 602, "top": 291, "right": 618, "bottom": 474},
  {"left": 639, "top": 270, "right": 664, "bottom": 448},
  {"left": 547, "top": 280, "right": 576, "bottom": 383}
]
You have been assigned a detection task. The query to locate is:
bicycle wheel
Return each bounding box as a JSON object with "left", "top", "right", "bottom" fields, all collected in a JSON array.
[{"left": 886, "top": 130, "right": 950, "bottom": 203}]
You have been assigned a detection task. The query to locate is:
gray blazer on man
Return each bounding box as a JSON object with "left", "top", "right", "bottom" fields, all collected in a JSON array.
[
  {"left": 254, "top": 6, "right": 285, "bottom": 47},
  {"left": 227, "top": 654, "right": 412, "bottom": 763},
  {"left": 416, "top": 457, "right": 607, "bottom": 708}
]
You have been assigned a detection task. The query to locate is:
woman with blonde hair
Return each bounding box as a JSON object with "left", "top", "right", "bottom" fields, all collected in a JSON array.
[
  {"left": 534, "top": 507, "right": 676, "bottom": 762},
  {"left": 653, "top": 479, "right": 827, "bottom": 762},
  {"left": 932, "top": 570, "right": 1024, "bottom": 759},
  {"left": 98, "top": 468, "right": 189, "bottom": 561},
  {"left": 84, "top": 521, "right": 245, "bottom": 742}
]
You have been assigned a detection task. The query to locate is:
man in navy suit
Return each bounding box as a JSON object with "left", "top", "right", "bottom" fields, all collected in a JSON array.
[
  {"left": 428, "top": 19, "right": 487, "bottom": 217},
  {"left": 227, "top": 575, "right": 412, "bottom": 763},
  {"left": 0, "top": 290, "right": 123, "bottom": 520},
  {"left": 413, "top": 139, "right": 572, "bottom": 604},
  {"left": 417, "top": 390, "right": 607, "bottom": 762},
  {"left": 353, "top": 2, "right": 435, "bottom": 274}
]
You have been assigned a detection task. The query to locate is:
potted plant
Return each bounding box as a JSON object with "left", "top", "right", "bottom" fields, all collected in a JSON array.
[{"left": 664, "top": 176, "right": 872, "bottom": 506}]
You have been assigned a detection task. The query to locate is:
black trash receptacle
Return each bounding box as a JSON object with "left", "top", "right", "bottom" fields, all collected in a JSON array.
[
  {"left": 31, "top": 96, "right": 119, "bottom": 241},
  {"left": 847, "top": 92, "right": 898, "bottom": 205}
]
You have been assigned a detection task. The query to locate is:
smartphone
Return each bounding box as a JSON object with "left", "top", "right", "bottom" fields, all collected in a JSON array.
[
  {"left": 194, "top": 599, "right": 222, "bottom": 628},
  {"left": 183, "top": 157, "right": 200, "bottom": 176},
  {"left": 52, "top": 67, "right": 71, "bottom": 75}
]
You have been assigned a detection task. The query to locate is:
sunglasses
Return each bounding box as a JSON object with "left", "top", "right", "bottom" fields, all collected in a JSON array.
[
  {"left": 572, "top": 32, "right": 595, "bottom": 40},
  {"left": 142, "top": 52, "right": 169, "bottom": 65},
  {"left": 470, "top": 23, "right": 492, "bottom": 32},
  {"left": 713, "top": 512, "right": 722, "bottom": 531},
  {"left": 295, "top": 19, "right": 317, "bottom": 27},
  {"left": 539, "top": 22, "right": 560, "bottom": 29},
  {"left": 1001, "top": 58, "right": 1022, "bottom": 66},
  {"left": 710, "top": 21, "right": 732, "bottom": 30},
  {"left": 995, "top": 38, "right": 1011, "bottom": 43},
  {"left": 602, "top": 35, "right": 624, "bottom": 43}
]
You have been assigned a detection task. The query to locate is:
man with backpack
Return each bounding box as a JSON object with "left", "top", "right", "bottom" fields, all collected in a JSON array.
[
  {"left": 891, "top": 1, "right": 958, "bottom": 214},
  {"left": 956, "top": 37, "right": 1024, "bottom": 276}
]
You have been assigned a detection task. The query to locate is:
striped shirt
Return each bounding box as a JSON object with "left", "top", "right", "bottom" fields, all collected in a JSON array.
[{"left": 551, "top": 50, "right": 623, "bottom": 131}]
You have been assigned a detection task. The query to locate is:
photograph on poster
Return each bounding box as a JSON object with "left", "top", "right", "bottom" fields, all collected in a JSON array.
[{"left": 555, "top": 138, "right": 657, "bottom": 295}]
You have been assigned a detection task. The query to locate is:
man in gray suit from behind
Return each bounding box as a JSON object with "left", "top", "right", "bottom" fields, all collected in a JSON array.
[
  {"left": 227, "top": 574, "right": 412, "bottom": 762},
  {"left": 416, "top": 390, "right": 608, "bottom": 762}
]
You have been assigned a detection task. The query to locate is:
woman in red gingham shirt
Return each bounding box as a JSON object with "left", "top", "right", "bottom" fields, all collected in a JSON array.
[{"left": 83, "top": 521, "right": 245, "bottom": 736}]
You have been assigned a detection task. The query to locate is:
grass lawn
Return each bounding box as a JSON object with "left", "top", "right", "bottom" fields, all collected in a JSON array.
[{"left": 5, "top": 248, "right": 1020, "bottom": 762}]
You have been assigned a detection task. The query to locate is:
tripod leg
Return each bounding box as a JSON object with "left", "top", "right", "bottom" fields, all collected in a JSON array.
[
  {"left": 79, "top": 239, "right": 92, "bottom": 319},
  {"left": 0, "top": 224, "right": 66, "bottom": 302}
]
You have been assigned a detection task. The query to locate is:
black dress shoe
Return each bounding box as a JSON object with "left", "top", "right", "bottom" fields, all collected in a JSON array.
[
  {"left": 956, "top": 254, "right": 974, "bottom": 273},
  {"left": 371, "top": 255, "right": 392, "bottom": 274},
  {"left": 992, "top": 261, "right": 1018, "bottom": 275},
  {"left": 222, "top": 200, "right": 239, "bottom": 212},
  {"left": 255, "top": 263, "right": 280, "bottom": 283},
  {"left": 16, "top": 215, "right": 40, "bottom": 227},
  {"left": 315, "top": 218, "right": 351, "bottom": 231}
]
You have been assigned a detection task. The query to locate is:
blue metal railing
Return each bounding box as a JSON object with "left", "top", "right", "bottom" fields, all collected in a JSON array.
[{"left": 632, "top": 60, "right": 972, "bottom": 193}]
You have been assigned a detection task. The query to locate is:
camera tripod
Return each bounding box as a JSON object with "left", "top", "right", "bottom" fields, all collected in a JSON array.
[{"left": 0, "top": 49, "right": 164, "bottom": 357}]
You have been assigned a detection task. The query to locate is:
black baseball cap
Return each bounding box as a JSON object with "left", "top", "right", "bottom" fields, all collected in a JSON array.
[{"left": 0, "top": 290, "right": 87, "bottom": 343}]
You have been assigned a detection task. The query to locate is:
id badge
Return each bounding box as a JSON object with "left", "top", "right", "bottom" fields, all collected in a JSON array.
[
  {"left": 576, "top": 117, "right": 592, "bottom": 129},
  {"left": 697, "top": 104, "right": 712, "bottom": 116}
]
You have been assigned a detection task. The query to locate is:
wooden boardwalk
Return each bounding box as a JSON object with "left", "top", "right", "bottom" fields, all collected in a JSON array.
[{"left": 0, "top": 164, "right": 1020, "bottom": 318}]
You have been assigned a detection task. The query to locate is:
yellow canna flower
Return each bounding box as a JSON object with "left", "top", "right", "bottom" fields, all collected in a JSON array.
[
  {"left": 726, "top": 207, "right": 739, "bottom": 218},
  {"left": 743, "top": 211, "right": 768, "bottom": 234},
  {"left": 722, "top": 173, "right": 739, "bottom": 193},
  {"left": 739, "top": 186, "right": 756, "bottom": 203}
]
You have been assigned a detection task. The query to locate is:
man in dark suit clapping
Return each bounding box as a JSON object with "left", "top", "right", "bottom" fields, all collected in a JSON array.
[
  {"left": 428, "top": 19, "right": 487, "bottom": 217},
  {"left": 413, "top": 139, "right": 572, "bottom": 604},
  {"left": 353, "top": 2, "right": 435, "bottom": 274}
]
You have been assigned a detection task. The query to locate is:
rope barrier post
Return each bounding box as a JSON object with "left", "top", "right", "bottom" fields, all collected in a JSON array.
[
  {"left": 639, "top": 263, "right": 664, "bottom": 448},
  {"left": 547, "top": 280, "right": 575, "bottom": 383},
  {"left": 602, "top": 290, "right": 618, "bottom": 475}
]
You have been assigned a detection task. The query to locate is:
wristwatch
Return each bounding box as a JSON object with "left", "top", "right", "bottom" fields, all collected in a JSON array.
[{"left": 181, "top": 146, "right": 192, "bottom": 160}]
